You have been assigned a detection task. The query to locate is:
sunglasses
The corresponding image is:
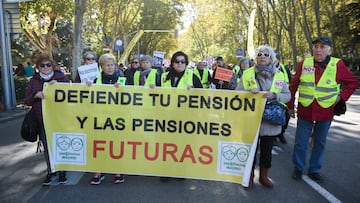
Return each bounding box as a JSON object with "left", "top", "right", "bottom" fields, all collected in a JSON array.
[
  {"left": 257, "top": 53, "right": 270, "bottom": 57},
  {"left": 132, "top": 61, "right": 139, "bottom": 64},
  {"left": 86, "top": 57, "right": 95, "bottom": 61},
  {"left": 174, "top": 60, "right": 186, "bottom": 64},
  {"left": 39, "top": 63, "right": 52, "bottom": 68}
]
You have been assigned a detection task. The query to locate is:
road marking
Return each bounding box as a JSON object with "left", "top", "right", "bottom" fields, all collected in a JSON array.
[{"left": 302, "top": 175, "right": 342, "bottom": 203}]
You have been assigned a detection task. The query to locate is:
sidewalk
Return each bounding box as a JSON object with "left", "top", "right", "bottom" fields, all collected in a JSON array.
[{"left": 0, "top": 105, "right": 27, "bottom": 123}]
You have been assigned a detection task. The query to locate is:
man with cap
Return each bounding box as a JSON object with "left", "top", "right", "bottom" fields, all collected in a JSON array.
[{"left": 288, "top": 36, "right": 358, "bottom": 183}]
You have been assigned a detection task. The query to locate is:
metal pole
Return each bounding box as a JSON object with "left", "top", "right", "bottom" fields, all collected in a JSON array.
[
  {"left": 0, "top": 1, "right": 12, "bottom": 111},
  {"left": 5, "top": 11, "right": 16, "bottom": 107}
]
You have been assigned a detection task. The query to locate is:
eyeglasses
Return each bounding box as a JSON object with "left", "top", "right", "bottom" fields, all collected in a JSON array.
[
  {"left": 39, "top": 63, "right": 52, "bottom": 68},
  {"left": 132, "top": 61, "right": 139, "bottom": 64},
  {"left": 174, "top": 60, "right": 186, "bottom": 64},
  {"left": 86, "top": 57, "right": 95, "bottom": 61},
  {"left": 257, "top": 53, "right": 270, "bottom": 57}
]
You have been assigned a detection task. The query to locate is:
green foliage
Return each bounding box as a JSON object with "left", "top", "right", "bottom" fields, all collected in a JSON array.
[{"left": 0, "top": 77, "right": 29, "bottom": 103}]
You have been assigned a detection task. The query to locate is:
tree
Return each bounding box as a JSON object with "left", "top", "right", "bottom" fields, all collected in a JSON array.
[
  {"left": 71, "top": 0, "right": 87, "bottom": 81},
  {"left": 19, "top": 0, "right": 73, "bottom": 58}
]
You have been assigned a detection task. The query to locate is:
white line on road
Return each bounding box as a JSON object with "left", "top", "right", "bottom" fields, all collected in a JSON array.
[{"left": 302, "top": 175, "right": 342, "bottom": 203}]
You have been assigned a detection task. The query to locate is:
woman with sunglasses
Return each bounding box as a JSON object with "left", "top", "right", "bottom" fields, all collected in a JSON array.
[
  {"left": 235, "top": 45, "right": 290, "bottom": 189},
  {"left": 124, "top": 57, "right": 141, "bottom": 85},
  {"left": 161, "top": 51, "right": 202, "bottom": 89},
  {"left": 25, "top": 53, "right": 69, "bottom": 186},
  {"left": 74, "top": 51, "right": 98, "bottom": 83}
]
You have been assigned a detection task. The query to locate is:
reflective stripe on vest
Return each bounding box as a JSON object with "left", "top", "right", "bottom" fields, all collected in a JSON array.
[
  {"left": 95, "top": 74, "right": 127, "bottom": 85},
  {"left": 193, "top": 68, "right": 210, "bottom": 88},
  {"left": 298, "top": 57, "right": 340, "bottom": 108},
  {"left": 161, "top": 69, "right": 194, "bottom": 88}
]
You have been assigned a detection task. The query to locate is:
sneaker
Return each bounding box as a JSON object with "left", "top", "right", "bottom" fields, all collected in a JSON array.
[
  {"left": 114, "top": 174, "right": 125, "bottom": 184},
  {"left": 58, "top": 171, "right": 68, "bottom": 184},
  {"left": 292, "top": 170, "right": 302, "bottom": 181},
  {"left": 90, "top": 173, "right": 105, "bottom": 185},
  {"left": 43, "top": 173, "right": 56, "bottom": 186},
  {"left": 308, "top": 172, "right": 324, "bottom": 183}
]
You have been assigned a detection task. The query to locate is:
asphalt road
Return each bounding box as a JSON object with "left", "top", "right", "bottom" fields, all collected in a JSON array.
[{"left": 0, "top": 91, "right": 359, "bottom": 203}]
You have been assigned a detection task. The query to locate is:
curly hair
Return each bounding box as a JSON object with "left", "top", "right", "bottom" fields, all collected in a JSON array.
[
  {"left": 255, "top": 45, "right": 277, "bottom": 65},
  {"left": 35, "top": 53, "right": 56, "bottom": 70}
]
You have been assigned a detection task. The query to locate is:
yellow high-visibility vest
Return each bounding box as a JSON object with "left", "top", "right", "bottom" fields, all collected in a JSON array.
[
  {"left": 242, "top": 67, "right": 286, "bottom": 94},
  {"left": 161, "top": 69, "right": 194, "bottom": 88},
  {"left": 298, "top": 57, "right": 340, "bottom": 108},
  {"left": 95, "top": 74, "right": 126, "bottom": 85},
  {"left": 193, "top": 68, "right": 210, "bottom": 88}
]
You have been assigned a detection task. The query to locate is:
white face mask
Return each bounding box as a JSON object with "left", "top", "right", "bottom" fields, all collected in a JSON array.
[{"left": 39, "top": 71, "right": 54, "bottom": 81}]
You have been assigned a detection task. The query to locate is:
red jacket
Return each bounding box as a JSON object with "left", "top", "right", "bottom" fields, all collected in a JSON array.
[
  {"left": 287, "top": 57, "right": 358, "bottom": 121},
  {"left": 25, "top": 70, "right": 69, "bottom": 124}
]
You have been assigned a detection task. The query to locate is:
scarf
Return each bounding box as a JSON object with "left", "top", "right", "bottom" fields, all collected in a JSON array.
[
  {"left": 255, "top": 64, "right": 274, "bottom": 78},
  {"left": 39, "top": 71, "right": 54, "bottom": 81}
]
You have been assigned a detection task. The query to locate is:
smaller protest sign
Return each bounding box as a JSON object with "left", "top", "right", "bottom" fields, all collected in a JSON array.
[
  {"left": 77, "top": 63, "right": 100, "bottom": 83},
  {"left": 153, "top": 51, "right": 165, "bottom": 68},
  {"left": 214, "top": 67, "right": 234, "bottom": 82}
]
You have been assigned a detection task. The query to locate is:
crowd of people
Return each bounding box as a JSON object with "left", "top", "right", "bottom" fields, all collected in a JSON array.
[{"left": 24, "top": 36, "right": 358, "bottom": 189}]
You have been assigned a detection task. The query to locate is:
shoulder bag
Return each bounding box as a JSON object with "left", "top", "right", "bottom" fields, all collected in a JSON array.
[{"left": 21, "top": 109, "right": 39, "bottom": 142}]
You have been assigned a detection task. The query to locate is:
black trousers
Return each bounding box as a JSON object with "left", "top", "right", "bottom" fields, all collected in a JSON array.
[{"left": 253, "top": 136, "right": 275, "bottom": 168}]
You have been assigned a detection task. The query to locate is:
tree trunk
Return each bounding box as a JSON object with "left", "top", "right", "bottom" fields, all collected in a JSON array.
[{"left": 71, "top": 0, "right": 87, "bottom": 81}]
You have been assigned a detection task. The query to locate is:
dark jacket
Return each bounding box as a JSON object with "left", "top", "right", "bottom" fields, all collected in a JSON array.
[{"left": 25, "top": 70, "right": 69, "bottom": 124}]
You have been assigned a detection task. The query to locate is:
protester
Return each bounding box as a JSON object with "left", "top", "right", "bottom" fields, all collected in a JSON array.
[
  {"left": 236, "top": 45, "right": 291, "bottom": 188},
  {"left": 211, "top": 56, "right": 232, "bottom": 89},
  {"left": 25, "top": 53, "right": 69, "bottom": 186},
  {"left": 289, "top": 36, "right": 358, "bottom": 183},
  {"left": 88, "top": 53, "right": 126, "bottom": 185},
  {"left": 159, "top": 51, "right": 202, "bottom": 182},
  {"left": 135, "top": 55, "right": 161, "bottom": 87},
  {"left": 124, "top": 57, "right": 141, "bottom": 85},
  {"left": 74, "top": 51, "right": 98, "bottom": 83},
  {"left": 232, "top": 57, "right": 251, "bottom": 86},
  {"left": 161, "top": 51, "right": 202, "bottom": 89},
  {"left": 193, "top": 61, "right": 212, "bottom": 88}
]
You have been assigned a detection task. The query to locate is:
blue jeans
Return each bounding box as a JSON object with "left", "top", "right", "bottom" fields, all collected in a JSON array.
[{"left": 292, "top": 118, "right": 332, "bottom": 173}]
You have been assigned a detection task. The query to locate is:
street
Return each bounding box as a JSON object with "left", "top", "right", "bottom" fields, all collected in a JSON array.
[{"left": 0, "top": 91, "right": 359, "bottom": 203}]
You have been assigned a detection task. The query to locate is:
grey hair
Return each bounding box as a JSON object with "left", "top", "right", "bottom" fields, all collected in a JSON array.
[
  {"left": 239, "top": 57, "right": 251, "bottom": 66},
  {"left": 140, "top": 55, "right": 153, "bottom": 63},
  {"left": 83, "top": 51, "right": 97, "bottom": 61},
  {"left": 255, "top": 45, "right": 277, "bottom": 65}
]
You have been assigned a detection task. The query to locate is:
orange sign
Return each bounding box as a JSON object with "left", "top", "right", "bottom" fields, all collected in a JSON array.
[{"left": 214, "top": 67, "right": 234, "bottom": 82}]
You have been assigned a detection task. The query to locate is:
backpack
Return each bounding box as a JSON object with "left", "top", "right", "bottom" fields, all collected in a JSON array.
[{"left": 21, "top": 109, "right": 39, "bottom": 142}]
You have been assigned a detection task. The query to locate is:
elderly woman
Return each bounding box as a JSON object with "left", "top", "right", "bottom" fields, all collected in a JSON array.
[
  {"left": 161, "top": 51, "right": 202, "bottom": 88},
  {"left": 25, "top": 53, "right": 69, "bottom": 185},
  {"left": 235, "top": 45, "right": 291, "bottom": 189},
  {"left": 74, "top": 51, "right": 98, "bottom": 83}
]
